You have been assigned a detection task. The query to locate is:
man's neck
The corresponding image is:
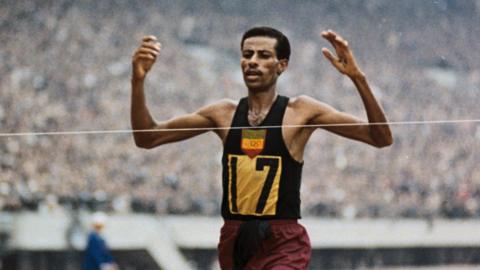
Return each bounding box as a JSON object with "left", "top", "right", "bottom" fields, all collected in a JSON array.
[
  {"left": 247, "top": 87, "right": 277, "bottom": 113},
  {"left": 246, "top": 87, "right": 278, "bottom": 126}
]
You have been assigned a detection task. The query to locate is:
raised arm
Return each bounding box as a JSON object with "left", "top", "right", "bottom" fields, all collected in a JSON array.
[
  {"left": 307, "top": 30, "right": 393, "bottom": 148},
  {"left": 131, "top": 36, "right": 224, "bottom": 149}
]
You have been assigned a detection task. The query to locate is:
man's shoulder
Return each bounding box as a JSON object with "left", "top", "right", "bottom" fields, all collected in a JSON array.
[
  {"left": 196, "top": 99, "right": 238, "bottom": 126},
  {"left": 198, "top": 98, "right": 237, "bottom": 112},
  {"left": 287, "top": 94, "right": 324, "bottom": 109},
  {"left": 216, "top": 98, "right": 238, "bottom": 109},
  {"left": 285, "top": 95, "right": 335, "bottom": 122}
]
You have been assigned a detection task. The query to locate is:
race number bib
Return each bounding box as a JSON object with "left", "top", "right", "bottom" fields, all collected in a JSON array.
[{"left": 227, "top": 154, "right": 282, "bottom": 216}]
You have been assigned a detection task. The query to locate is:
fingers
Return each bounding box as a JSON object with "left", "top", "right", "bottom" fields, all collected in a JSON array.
[
  {"left": 321, "top": 48, "right": 336, "bottom": 63},
  {"left": 320, "top": 30, "right": 352, "bottom": 65},
  {"left": 321, "top": 29, "right": 349, "bottom": 49},
  {"left": 321, "top": 48, "right": 342, "bottom": 70},
  {"left": 137, "top": 47, "right": 159, "bottom": 57},
  {"left": 133, "top": 35, "right": 162, "bottom": 59},
  {"left": 135, "top": 53, "right": 155, "bottom": 61},
  {"left": 133, "top": 47, "right": 159, "bottom": 62},
  {"left": 142, "top": 42, "right": 161, "bottom": 52},
  {"left": 141, "top": 35, "right": 161, "bottom": 50},
  {"left": 142, "top": 35, "right": 158, "bottom": 42},
  {"left": 321, "top": 31, "right": 362, "bottom": 77},
  {"left": 140, "top": 37, "right": 161, "bottom": 54}
]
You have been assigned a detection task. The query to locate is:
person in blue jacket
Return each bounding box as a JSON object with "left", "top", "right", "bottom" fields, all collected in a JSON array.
[{"left": 83, "top": 212, "right": 118, "bottom": 270}]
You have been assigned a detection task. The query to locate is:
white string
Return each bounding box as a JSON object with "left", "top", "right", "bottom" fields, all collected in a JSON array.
[{"left": 0, "top": 119, "right": 479, "bottom": 138}]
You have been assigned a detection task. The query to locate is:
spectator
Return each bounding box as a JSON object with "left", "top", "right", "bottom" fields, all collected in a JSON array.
[{"left": 83, "top": 212, "right": 118, "bottom": 270}]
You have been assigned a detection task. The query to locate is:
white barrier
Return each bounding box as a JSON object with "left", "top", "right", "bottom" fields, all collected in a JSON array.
[{"left": 5, "top": 213, "right": 480, "bottom": 268}]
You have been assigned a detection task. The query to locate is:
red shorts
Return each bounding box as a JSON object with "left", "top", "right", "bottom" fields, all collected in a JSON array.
[{"left": 218, "top": 220, "right": 311, "bottom": 270}]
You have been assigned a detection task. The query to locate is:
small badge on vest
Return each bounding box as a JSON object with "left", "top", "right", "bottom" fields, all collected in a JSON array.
[{"left": 241, "top": 129, "right": 266, "bottom": 158}]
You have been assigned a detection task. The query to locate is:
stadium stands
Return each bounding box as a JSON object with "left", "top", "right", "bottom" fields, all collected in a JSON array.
[{"left": 1, "top": 0, "right": 480, "bottom": 219}]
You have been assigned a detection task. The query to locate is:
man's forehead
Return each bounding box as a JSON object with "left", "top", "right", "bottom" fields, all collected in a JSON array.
[{"left": 242, "top": 36, "right": 277, "bottom": 51}]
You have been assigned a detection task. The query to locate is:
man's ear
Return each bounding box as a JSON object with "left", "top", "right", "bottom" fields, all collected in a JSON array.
[{"left": 277, "top": 59, "right": 288, "bottom": 75}]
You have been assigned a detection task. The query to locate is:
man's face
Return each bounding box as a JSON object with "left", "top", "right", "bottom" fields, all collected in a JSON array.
[
  {"left": 241, "top": 36, "right": 287, "bottom": 91},
  {"left": 94, "top": 223, "right": 104, "bottom": 232}
]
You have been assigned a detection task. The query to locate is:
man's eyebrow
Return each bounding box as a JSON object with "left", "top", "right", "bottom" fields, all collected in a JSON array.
[{"left": 242, "top": 49, "right": 272, "bottom": 53}]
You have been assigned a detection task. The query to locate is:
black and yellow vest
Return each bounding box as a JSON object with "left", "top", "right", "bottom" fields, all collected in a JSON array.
[{"left": 221, "top": 95, "right": 303, "bottom": 220}]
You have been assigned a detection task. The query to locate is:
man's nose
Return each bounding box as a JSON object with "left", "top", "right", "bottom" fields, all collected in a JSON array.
[{"left": 247, "top": 54, "right": 259, "bottom": 67}]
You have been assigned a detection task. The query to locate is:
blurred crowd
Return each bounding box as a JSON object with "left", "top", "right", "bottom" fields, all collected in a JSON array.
[{"left": 1, "top": 0, "right": 480, "bottom": 219}]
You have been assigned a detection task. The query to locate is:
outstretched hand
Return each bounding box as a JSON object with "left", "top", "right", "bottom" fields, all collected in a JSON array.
[
  {"left": 132, "top": 36, "right": 161, "bottom": 80},
  {"left": 321, "top": 30, "right": 364, "bottom": 78}
]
